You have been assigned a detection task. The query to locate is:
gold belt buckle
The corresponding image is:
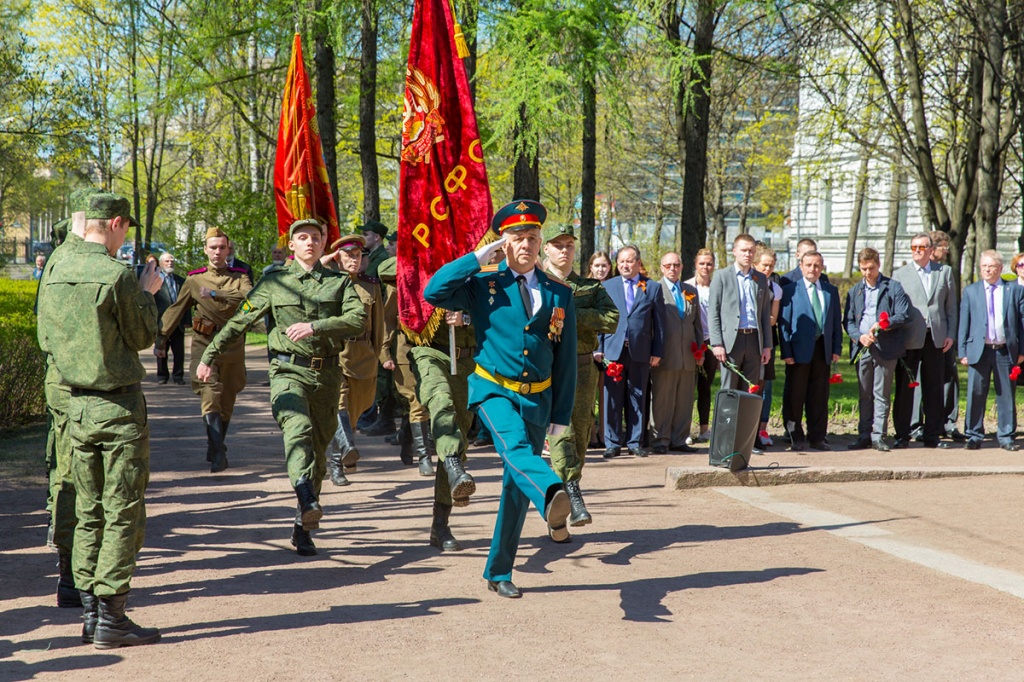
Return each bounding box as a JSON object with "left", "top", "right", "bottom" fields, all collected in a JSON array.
[
  {"left": 519, "top": 382, "right": 531, "bottom": 395},
  {"left": 310, "top": 357, "right": 323, "bottom": 370}
]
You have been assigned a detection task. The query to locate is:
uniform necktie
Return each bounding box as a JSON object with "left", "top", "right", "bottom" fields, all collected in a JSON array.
[
  {"left": 625, "top": 277, "right": 637, "bottom": 313},
  {"left": 672, "top": 283, "right": 685, "bottom": 318},
  {"left": 516, "top": 275, "right": 532, "bottom": 317},
  {"left": 809, "top": 282, "right": 823, "bottom": 333}
]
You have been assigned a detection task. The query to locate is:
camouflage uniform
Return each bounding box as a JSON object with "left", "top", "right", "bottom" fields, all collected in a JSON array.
[
  {"left": 200, "top": 255, "right": 365, "bottom": 546},
  {"left": 157, "top": 248, "right": 252, "bottom": 472}
]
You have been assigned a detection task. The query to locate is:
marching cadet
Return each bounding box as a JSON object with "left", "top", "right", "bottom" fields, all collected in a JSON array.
[
  {"left": 36, "top": 188, "right": 100, "bottom": 610},
  {"left": 424, "top": 199, "right": 577, "bottom": 598},
  {"left": 543, "top": 224, "right": 619, "bottom": 527},
  {"left": 197, "top": 219, "right": 366, "bottom": 556},
  {"left": 38, "top": 192, "right": 163, "bottom": 648},
  {"left": 361, "top": 220, "right": 401, "bottom": 437},
  {"left": 321, "top": 234, "right": 389, "bottom": 485},
  {"left": 409, "top": 308, "right": 478, "bottom": 552},
  {"left": 155, "top": 227, "right": 252, "bottom": 473},
  {"left": 378, "top": 256, "right": 435, "bottom": 475}
]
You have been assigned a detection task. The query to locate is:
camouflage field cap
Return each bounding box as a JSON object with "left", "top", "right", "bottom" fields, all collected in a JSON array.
[
  {"left": 69, "top": 187, "right": 101, "bottom": 214},
  {"left": 360, "top": 220, "right": 388, "bottom": 237},
  {"left": 331, "top": 233, "right": 367, "bottom": 251},
  {"left": 204, "top": 226, "right": 228, "bottom": 241},
  {"left": 377, "top": 256, "right": 397, "bottom": 283},
  {"left": 51, "top": 218, "right": 69, "bottom": 246},
  {"left": 544, "top": 223, "right": 576, "bottom": 244},
  {"left": 85, "top": 192, "right": 139, "bottom": 226},
  {"left": 288, "top": 218, "right": 325, "bottom": 239},
  {"left": 386, "top": 231, "right": 398, "bottom": 243}
]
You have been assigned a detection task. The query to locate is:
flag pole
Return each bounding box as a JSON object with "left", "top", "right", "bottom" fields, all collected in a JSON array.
[{"left": 449, "top": 325, "right": 457, "bottom": 375}]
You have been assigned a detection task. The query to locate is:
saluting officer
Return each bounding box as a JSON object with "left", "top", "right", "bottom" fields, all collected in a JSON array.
[
  {"left": 36, "top": 187, "right": 100, "bottom": 610},
  {"left": 424, "top": 199, "right": 577, "bottom": 599},
  {"left": 321, "top": 234, "right": 389, "bottom": 485},
  {"left": 39, "top": 192, "right": 163, "bottom": 648},
  {"left": 543, "top": 224, "right": 619, "bottom": 527},
  {"left": 156, "top": 226, "right": 252, "bottom": 472},
  {"left": 197, "top": 219, "right": 366, "bottom": 556}
]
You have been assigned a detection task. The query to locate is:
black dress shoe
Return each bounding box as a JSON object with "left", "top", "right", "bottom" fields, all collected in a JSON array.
[
  {"left": 892, "top": 438, "right": 910, "bottom": 449},
  {"left": 670, "top": 444, "right": 697, "bottom": 453},
  {"left": 848, "top": 437, "right": 872, "bottom": 450},
  {"left": 787, "top": 441, "right": 806, "bottom": 452},
  {"left": 947, "top": 429, "right": 967, "bottom": 443},
  {"left": 935, "top": 441, "right": 954, "bottom": 449},
  {"left": 629, "top": 447, "right": 650, "bottom": 458},
  {"left": 173, "top": 378, "right": 186, "bottom": 385},
  {"left": 651, "top": 445, "right": 668, "bottom": 454},
  {"left": 922, "top": 439, "right": 941, "bottom": 448},
  {"left": 809, "top": 441, "right": 831, "bottom": 451},
  {"left": 874, "top": 440, "right": 891, "bottom": 452},
  {"left": 966, "top": 440, "right": 981, "bottom": 450},
  {"left": 157, "top": 377, "right": 168, "bottom": 385},
  {"left": 487, "top": 580, "right": 521, "bottom": 599},
  {"left": 1001, "top": 442, "right": 1021, "bottom": 452},
  {"left": 603, "top": 447, "right": 622, "bottom": 459}
]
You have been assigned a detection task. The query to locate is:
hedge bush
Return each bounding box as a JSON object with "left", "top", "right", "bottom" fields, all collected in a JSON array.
[{"left": 0, "top": 279, "right": 46, "bottom": 429}]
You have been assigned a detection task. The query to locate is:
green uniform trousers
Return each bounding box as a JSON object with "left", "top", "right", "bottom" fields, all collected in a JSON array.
[
  {"left": 45, "top": 379, "right": 76, "bottom": 553},
  {"left": 69, "top": 391, "right": 150, "bottom": 598},
  {"left": 411, "top": 346, "right": 473, "bottom": 505},
  {"left": 270, "top": 359, "right": 341, "bottom": 494},
  {"left": 548, "top": 356, "right": 598, "bottom": 483}
]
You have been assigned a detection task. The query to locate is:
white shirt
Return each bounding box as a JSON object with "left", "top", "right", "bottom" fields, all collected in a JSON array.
[
  {"left": 516, "top": 268, "right": 541, "bottom": 316},
  {"left": 685, "top": 276, "right": 711, "bottom": 340}
]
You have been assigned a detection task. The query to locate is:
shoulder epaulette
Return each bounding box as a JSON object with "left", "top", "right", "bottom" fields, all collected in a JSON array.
[
  {"left": 228, "top": 266, "right": 248, "bottom": 274},
  {"left": 188, "top": 267, "right": 207, "bottom": 275},
  {"left": 480, "top": 264, "right": 500, "bottom": 273},
  {"left": 544, "top": 272, "right": 567, "bottom": 286},
  {"left": 358, "top": 273, "right": 380, "bottom": 284}
]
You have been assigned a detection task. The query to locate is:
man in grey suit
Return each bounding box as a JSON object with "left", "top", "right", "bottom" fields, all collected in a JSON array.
[
  {"left": 708, "top": 234, "right": 773, "bottom": 391},
  {"left": 958, "top": 250, "right": 1024, "bottom": 451},
  {"left": 649, "top": 252, "right": 703, "bottom": 454},
  {"left": 891, "top": 232, "right": 958, "bottom": 449}
]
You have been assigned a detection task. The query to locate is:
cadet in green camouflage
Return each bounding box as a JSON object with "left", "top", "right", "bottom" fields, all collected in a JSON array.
[
  {"left": 543, "top": 225, "right": 619, "bottom": 526},
  {"left": 197, "top": 219, "right": 366, "bottom": 557},
  {"left": 38, "top": 192, "right": 163, "bottom": 648}
]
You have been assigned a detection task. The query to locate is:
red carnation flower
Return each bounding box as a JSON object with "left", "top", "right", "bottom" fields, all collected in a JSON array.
[
  {"left": 878, "top": 311, "right": 890, "bottom": 330},
  {"left": 908, "top": 381, "right": 920, "bottom": 388},
  {"left": 748, "top": 384, "right": 761, "bottom": 394},
  {"left": 829, "top": 373, "right": 843, "bottom": 384},
  {"left": 1011, "top": 366, "right": 1021, "bottom": 381}
]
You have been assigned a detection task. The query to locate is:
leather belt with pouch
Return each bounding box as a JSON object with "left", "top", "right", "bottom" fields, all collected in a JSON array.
[
  {"left": 193, "top": 317, "right": 219, "bottom": 337},
  {"left": 71, "top": 382, "right": 142, "bottom": 398}
]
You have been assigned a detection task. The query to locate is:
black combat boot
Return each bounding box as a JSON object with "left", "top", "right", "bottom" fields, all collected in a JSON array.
[
  {"left": 80, "top": 591, "right": 98, "bottom": 644},
  {"left": 385, "top": 415, "right": 406, "bottom": 445},
  {"left": 442, "top": 455, "right": 475, "bottom": 506},
  {"left": 93, "top": 593, "right": 161, "bottom": 649},
  {"left": 363, "top": 402, "right": 397, "bottom": 436},
  {"left": 565, "top": 480, "right": 593, "bottom": 526},
  {"left": 203, "top": 414, "right": 215, "bottom": 462},
  {"left": 411, "top": 421, "right": 434, "bottom": 477},
  {"left": 293, "top": 476, "right": 323, "bottom": 530},
  {"left": 291, "top": 523, "right": 317, "bottom": 556},
  {"left": 356, "top": 403, "right": 377, "bottom": 432},
  {"left": 429, "top": 501, "right": 461, "bottom": 552},
  {"left": 333, "top": 410, "right": 360, "bottom": 472},
  {"left": 397, "top": 418, "right": 414, "bottom": 466},
  {"left": 206, "top": 413, "right": 228, "bottom": 473},
  {"left": 328, "top": 451, "right": 350, "bottom": 486},
  {"left": 57, "top": 551, "right": 82, "bottom": 608}
]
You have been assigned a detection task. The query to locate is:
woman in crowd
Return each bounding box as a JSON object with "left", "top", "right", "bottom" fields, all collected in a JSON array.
[
  {"left": 684, "top": 249, "right": 717, "bottom": 444},
  {"left": 753, "top": 244, "right": 781, "bottom": 448}
]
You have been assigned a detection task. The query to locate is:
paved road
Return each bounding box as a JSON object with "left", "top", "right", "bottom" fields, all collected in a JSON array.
[{"left": 3, "top": 348, "right": 1024, "bottom": 680}]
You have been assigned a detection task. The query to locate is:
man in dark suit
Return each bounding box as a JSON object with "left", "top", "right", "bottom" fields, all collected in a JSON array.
[
  {"left": 844, "top": 247, "right": 910, "bottom": 451},
  {"left": 891, "top": 232, "right": 958, "bottom": 449},
  {"left": 154, "top": 251, "right": 187, "bottom": 385},
  {"left": 599, "top": 245, "right": 666, "bottom": 458},
  {"left": 779, "top": 250, "right": 843, "bottom": 450},
  {"left": 226, "top": 240, "right": 255, "bottom": 284},
  {"left": 958, "top": 250, "right": 1024, "bottom": 451},
  {"left": 649, "top": 252, "right": 703, "bottom": 454},
  {"left": 779, "top": 237, "right": 831, "bottom": 287},
  {"left": 708, "top": 234, "right": 772, "bottom": 391}
]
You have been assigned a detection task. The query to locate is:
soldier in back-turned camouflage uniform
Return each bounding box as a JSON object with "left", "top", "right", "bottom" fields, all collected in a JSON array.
[
  {"left": 197, "top": 219, "right": 366, "bottom": 556},
  {"left": 36, "top": 187, "right": 101, "bottom": 611},
  {"left": 38, "top": 192, "right": 163, "bottom": 649},
  {"left": 543, "top": 224, "right": 619, "bottom": 527},
  {"left": 155, "top": 226, "right": 252, "bottom": 473}
]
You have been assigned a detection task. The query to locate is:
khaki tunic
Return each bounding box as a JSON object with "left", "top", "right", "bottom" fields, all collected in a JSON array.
[
  {"left": 338, "top": 274, "right": 386, "bottom": 423},
  {"left": 159, "top": 265, "right": 252, "bottom": 419},
  {"left": 382, "top": 280, "right": 428, "bottom": 422}
]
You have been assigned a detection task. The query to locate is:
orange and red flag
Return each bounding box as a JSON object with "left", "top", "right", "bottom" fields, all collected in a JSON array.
[
  {"left": 398, "top": 0, "right": 492, "bottom": 340},
  {"left": 274, "top": 33, "right": 340, "bottom": 246}
]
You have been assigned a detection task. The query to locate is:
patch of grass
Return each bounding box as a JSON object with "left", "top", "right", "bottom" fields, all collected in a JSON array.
[
  {"left": 245, "top": 332, "right": 267, "bottom": 347},
  {"left": 0, "top": 421, "right": 48, "bottom": 485}
]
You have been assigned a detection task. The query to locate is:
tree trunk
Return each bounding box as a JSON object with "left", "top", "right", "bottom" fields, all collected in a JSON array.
[
  {"left": 843, "top": 151, "right": 870, "bottom": 278},
  {"left": 975, "top": 0, "right": 1007, "bottom": 252},
  {"left": 248, "top": 33, "right": 260, "bottom": 193},
  {"left": 459, "top": 0, "right": 478, "bottom": 102},
  {"left": 315, "top": 7, "right": 339, "bottom": 213},
  {"left": 679, "top": 0, "right": 714, "bottom": 269},
  {"left": 359, "top": 0, "right": 380, "bottom": 221},
  {"left": 129, "top": 0, "right": 142, "bottom": 260},
  {"left": 883, "top": 161, "right": 903, "bottom": 277},
  {"left": 579, "top": 74, "right": 597, "bottom": 272},
  {"left": 513, "top": 103, "right": 540, "bottom": 200},
  {"left": 654, "top": 159, "right": 668, "bottom": 256}
]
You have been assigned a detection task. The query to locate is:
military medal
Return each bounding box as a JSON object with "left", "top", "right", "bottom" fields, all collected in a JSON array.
[{"left": 548, "top": 307, "right": 565, "bottom": 341}]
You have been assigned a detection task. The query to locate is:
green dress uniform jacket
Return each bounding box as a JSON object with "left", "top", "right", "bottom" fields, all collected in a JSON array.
[
  {"left": 38, "top": 240, "right": 158, "bottom": 597},
  {"left": 365, "top": 244, "right": 389, "bottom": 278}
]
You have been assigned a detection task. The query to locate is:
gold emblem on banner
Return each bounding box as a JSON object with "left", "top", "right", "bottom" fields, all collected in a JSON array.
[{"left": 402, "top": 67, "right": 445, "bottom": 165}]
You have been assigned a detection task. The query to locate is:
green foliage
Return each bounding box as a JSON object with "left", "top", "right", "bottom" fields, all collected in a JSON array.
[{"left": 0, "top": 279, "right": 45, "bottom": 428}]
